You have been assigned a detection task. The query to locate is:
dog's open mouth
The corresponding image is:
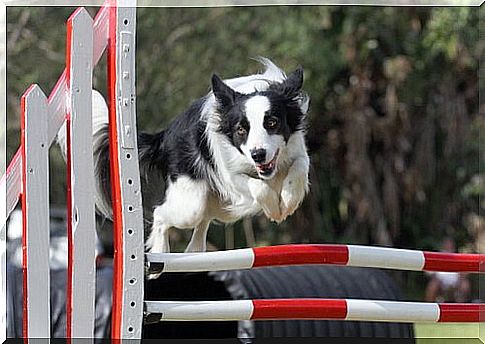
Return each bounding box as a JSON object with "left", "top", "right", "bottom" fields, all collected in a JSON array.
[{"left": 256, "top": 150, "right": 279, "bottom": 177}]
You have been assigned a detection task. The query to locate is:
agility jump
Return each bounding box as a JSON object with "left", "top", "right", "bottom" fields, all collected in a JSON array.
[
  {"left": 1, "top": 0, "right": 483, "bottom": 340},
  {"left": 3, "top": 0, "right": 144, "bottom": 339}
]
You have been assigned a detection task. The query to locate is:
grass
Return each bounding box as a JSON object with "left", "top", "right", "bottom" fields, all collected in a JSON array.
[{"left": 415, "top": 323, "right": 483, "bottom": 344}]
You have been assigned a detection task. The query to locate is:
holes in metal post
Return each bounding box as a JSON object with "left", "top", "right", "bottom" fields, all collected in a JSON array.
[
  {"left": 73, "top": 208, "right": 79, "bottom": 224},
  {"left": 128, "top": 205, "right": 134, "bottom": 212},
  {"left": 129, "top": 278, "right": 137, "bottom": 285},
  {"left": 123, "top": 18, "right": 129, "bottom": 25},
  {"left": 128, "top": 326, "right": 134, "bottom": 333},
  {"left": 130, "top": 254, "right": 136, "bottom": 260},
  {"left": 127, "top": 228, "right": 134, "bottom": 236},
  {"left": 130, "top": 301, "right": 136, "bottom": 308},
  {"left": 126, "top": 153, "right": 131, "bottom": 160},
  {"left": 127, "top": 178, "right": 133, "bottom": 185}
]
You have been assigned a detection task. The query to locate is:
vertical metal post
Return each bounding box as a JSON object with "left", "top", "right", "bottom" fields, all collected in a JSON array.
[
  {"left": 108, "top": 0, "right": 144, "bottom": 339},
  {"left": 21, "top": 84, "right": 50, "bottom": 338},
  {"left": 65, "top": 8, "right": 96, "bottom": 339}
]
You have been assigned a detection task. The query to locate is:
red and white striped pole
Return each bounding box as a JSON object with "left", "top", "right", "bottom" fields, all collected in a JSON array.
[
  {"left": 146, "top": 244, "right": 484, "bottom": 274},
  {"left": 145, "top": 299, "right": 483, "bottom": 323}
]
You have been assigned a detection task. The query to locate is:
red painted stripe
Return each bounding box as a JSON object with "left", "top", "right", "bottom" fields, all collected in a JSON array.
[
  {"left": 252, "top": 299, "right": 348, "bottom": 320},
  {"left": 107, "top": 1, "right": 125, "bottom": 339},
  {"left": 65, "top": 10, "right": 78, "bottom": 339},
  {"left": 253, "top": 244, "right": 349, "bottom": 268},
  {"left": 1, "top": 149, "right": 21, "bottom": 186},
  {"left": 423, "top": 252, "right": 482, "bottom": 273},
  {"left": 438, "top": 304, "right": 482, "bottom": 323},
  {"left": 21, "top": 84, "right": 36, "bottom": 341}
]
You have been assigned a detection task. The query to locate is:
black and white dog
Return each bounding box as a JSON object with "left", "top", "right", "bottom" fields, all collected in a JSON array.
[{"left": 58, "top": 58, "right": 310, "bottom": 254}]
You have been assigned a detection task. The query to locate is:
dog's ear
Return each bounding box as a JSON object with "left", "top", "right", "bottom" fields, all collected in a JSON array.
[
  {"left": 211, "top": 74, "right": 240, "bottom": 111},
  {"left": 281, "top": 66, "right": 304, "bottom": 99}
]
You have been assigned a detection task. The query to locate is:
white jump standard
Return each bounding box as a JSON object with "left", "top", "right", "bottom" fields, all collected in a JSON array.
[{"left": 2, "top": 0, "right": 145, "bottom": 339}]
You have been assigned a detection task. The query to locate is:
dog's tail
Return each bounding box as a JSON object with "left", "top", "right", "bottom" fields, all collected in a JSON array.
[{"left": 56, "top": 90, "right": 165, "bottom": 220}]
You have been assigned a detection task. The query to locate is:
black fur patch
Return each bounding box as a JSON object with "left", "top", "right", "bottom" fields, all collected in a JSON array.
[
  {"left": 213, "top": 68, "right": 306, "bottom": 149},
  {"left": 140, "top": 97, "right": 215, "bottom": 183},
  {"left": 216, "top": 95, "right": 252, "bottom": 153}
]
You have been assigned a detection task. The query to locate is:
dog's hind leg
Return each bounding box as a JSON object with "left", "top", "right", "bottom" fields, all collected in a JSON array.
[
  {"left": 145, "top": 221, "right": 171, "bottom": 280},
  {"left": 149, "top": 176, "right": 209, "bottom": 253},
  {"left": 146, "top": 222, "right": 171, "bottom": 253},
  {"left": 185, "top": 219, "right": 211, "bottom": 252}
]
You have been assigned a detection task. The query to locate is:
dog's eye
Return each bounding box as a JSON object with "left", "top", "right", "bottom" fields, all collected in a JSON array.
[
  {"left": 237, "top": 126, "right": 247, "bottom": 136},
  {"left": 266, "top": 118, "right": 278, "bottom": 129}
]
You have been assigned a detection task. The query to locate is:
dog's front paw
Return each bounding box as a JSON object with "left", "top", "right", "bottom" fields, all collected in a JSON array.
[
  {"left": 280, "top": 175, "right": 308, "bottom": 221},
  {"left": 259, "top": 188, "right": 283, "bottom": 223},
  {"left": 261, "top": 197, "right": 283, "bottom": 223},
  {"left": 248, "top": 178, "right": 283, "bottom": 223}
]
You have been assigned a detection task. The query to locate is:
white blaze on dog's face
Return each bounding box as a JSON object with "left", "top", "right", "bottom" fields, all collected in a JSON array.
[
  {"left": 212, "top": 67, "right": 308, "bottom": 179},
  {"left": 239, "top": 96, "right": 285, "bottom": 179}
]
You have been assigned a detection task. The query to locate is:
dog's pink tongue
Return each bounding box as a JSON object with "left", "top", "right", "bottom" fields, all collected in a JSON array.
[{"left": 257, "top": 160, "right": 274, "bottom": 173}]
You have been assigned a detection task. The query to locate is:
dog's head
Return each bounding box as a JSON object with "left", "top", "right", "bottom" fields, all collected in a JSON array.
[{"left": 212, "top": 67, "right": 308, "bottom": 180}]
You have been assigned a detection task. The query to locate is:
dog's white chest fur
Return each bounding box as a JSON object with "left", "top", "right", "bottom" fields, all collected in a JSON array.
[{"left": 147, "top": 129, "right": 310, "bottom": 255}]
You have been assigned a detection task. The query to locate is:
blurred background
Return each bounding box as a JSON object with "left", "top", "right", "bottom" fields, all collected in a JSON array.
[{"left": 6, "top": 6, "right": 483, "bottom": 302}]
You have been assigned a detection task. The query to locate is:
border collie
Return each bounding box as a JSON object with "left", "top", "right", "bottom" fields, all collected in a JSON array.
[{"left": 57, "top": 58, "right": 310, "bottom": 254}]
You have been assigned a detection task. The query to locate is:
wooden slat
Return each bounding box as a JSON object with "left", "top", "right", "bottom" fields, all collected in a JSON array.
[
  {"left": 21, "top": 84, "right": 50, "bottom": 338},
  {"left": 1, "top": 1, "right": 111, "bottom": 229},
  {"left": 65, "top": 7, "right": 96, "bottom": 339}
]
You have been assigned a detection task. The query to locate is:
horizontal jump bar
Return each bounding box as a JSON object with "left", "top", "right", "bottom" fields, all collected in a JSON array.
[
  {"left": 144, "top": 299, "right": 482, "bottom": 323},
  {"left": 146, "top": 244, "right": 483, "bottom": 273}
]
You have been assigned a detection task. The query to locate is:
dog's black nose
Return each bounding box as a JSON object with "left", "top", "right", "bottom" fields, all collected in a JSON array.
[{"left": 251, "top": 148, "right": 266, "bottom": 163}]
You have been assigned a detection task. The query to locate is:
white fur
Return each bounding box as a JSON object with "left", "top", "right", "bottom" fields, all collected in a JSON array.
[
  {"left": 57, "top": 90, "right": 108, "bottom": 158},
  {"left": 58, "top": 59, "right": 310, "bottom": 264},
  {"left": 148, "top": 176, "right": 209, "bottom": 253},
  {"left": 57, "top": 89, "right": 112, "bottom": 219},
  {"left": 240, "top": 95, "right": 285, "bottom": 179},
  {"left": 148, "top": 59, "right": 310, "bottom": 256}
]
